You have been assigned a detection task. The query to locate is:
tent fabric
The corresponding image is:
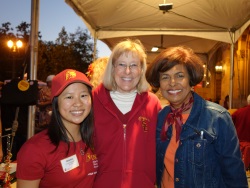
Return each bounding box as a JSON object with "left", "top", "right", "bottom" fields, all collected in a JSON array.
[
  {"left": 100, "top": 35, "right": 223, "bottom": 63},
  {"left": 65, "top": 0, "right": 250, "bottom": 47},
  {"left": 65, "top": 0, "right": 249, "bottom": 66}
]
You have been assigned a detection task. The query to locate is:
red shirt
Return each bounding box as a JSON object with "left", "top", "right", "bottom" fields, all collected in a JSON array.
[
  {"left": 93, "top": 84, "right": 162, "bottom": 188},
  {"left": 16, "top": 130, "right": 98, "bottom": 188},
  {"left": 232, "top": 105, "right": 250, "bottom": 142}
]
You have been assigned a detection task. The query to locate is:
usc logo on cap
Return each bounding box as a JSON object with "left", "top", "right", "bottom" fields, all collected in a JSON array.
[{"left": 65, "top": 70, "right": 77, "bottom": 80}]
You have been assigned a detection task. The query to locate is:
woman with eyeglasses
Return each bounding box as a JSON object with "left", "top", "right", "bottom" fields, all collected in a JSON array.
[
  {"left": 92, "top": 39, "right": 162, "bottom": 188},
  {"left": 146, "top": 46, "right": 248, "bottom": 188}
]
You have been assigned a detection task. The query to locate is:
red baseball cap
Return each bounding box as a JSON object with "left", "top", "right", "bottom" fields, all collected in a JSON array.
[{"left": 51, "top": 69, "right": 92, "bottom": 101}]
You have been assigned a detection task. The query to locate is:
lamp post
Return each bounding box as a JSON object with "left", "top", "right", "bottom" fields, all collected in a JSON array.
[{"left": 7, "top": 39, "right": 23, "bottom": 79}]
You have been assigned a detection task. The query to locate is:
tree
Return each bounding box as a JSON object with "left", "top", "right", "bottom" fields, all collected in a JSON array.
[
  {"left": 0, "top": 22, "right": 14, "bottom": 36},
  {"left": 0, "top": 22, "right": 94, "bottom": 81},
  {"left": 37, "top": 27, "right": 94, "bottom": 81}
]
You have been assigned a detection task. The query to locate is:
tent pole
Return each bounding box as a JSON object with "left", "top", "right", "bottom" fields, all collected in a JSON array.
[
  {"left": 229, "top": 36, "right": 235, "bottom": 109},
  {"left": 27, "top": 0, "right": 40, "bottom": 139},
  {"left": 93, "top": 31, "right": 97, "bottom": 61}
]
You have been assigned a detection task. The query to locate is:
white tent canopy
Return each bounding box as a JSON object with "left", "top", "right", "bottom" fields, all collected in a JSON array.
[
  {"left": 27, "top": 0, "right": 249, "bottom": 137},
  {"left": 65, "top": 0, "right": 250, "bottom": 110},
  {"left": 65, "top": 0, "right": 250, "bottom": 49}
]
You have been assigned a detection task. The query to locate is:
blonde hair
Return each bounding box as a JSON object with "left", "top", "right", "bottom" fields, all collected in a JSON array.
[
  {"left": 102, "top": 39, "right": 150, "bottom": 93},
  {"left": 87, "top": 57, "right": 109, "bottom": 88}
]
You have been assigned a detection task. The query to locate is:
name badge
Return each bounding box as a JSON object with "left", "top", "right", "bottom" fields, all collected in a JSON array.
[{"left": 60, "top": 154, "right": 79, "bottom": 173}]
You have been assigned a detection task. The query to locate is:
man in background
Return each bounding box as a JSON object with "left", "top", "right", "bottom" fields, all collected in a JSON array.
[
  {"left": 232, "top": 95, "right": 250, "bottom": 142},
  {"left": 35, "top": 75, "right": 54, "bottom": 133},
  {"left": 232, "top": 94, "right": 250, "bottom": 169}
]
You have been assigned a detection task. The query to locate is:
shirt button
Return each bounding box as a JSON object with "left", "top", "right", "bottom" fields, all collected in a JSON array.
[
  {"left": 196, "top": 143, "right": 201, "bottom": 148},
  {"left": 175, "top": 178, "right": 179, "bottom": 182},
  {"left": 175, "top": 158, "right": 178, "bottom": 163}
]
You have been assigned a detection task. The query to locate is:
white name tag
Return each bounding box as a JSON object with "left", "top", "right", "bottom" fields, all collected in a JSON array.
[{"left": 60, "top": 154, "right": 79, "bottom": 173}]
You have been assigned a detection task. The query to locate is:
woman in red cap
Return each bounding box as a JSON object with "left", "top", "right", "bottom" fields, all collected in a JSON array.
[{"left": 16, "top": 69, "right": 98, "bottom": 188}]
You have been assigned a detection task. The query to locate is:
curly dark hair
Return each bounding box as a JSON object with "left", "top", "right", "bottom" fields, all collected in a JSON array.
[{"left": 146, "top": 46, "right": 204, "bottom": 88}]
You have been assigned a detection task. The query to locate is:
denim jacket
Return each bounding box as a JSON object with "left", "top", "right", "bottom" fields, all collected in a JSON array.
[{"left": 156, "top": 92, "right": 248, "bottom": 188}]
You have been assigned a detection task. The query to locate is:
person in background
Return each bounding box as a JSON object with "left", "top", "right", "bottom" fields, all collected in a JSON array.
[
  {"left": 232, "top": 94, "right": 250, "bottom": 170},
  {"left": 0, "top": 74, "right": 34, "bottom": 161},
  {"left": 146, "top": 46, "right": 247, "bottom": 188},
  {"left": 16, "top": 69, "right": 98, "bottom": 188},
  {"left": 86, "top": 57, "right": 109, "bottom": 89},
  {"left": 35, "top": 75, "right": 55, "bottom": 132},
  {"left": 232, "top": 94, "right": 250, "bottom": 142},
  {"left": 223, "top": 95, "right": 229, "bottom": 109},
  {"left": 92, "top": 39, "right": 162, "bottom": 188}
]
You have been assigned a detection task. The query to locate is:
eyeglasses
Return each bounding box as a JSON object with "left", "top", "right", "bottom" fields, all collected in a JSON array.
[{"left": 114, "top": 63, "right": 141, "bottom": 72}]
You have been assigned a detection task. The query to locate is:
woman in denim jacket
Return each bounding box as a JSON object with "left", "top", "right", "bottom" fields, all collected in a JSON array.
[{"left": 146, "top": 46, "right": 248, "bottom": 188}]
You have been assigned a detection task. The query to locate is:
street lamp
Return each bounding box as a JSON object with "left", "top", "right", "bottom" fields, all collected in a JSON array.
[{"left": 7, "top": 39, "right": 23, "bottom": 78}]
